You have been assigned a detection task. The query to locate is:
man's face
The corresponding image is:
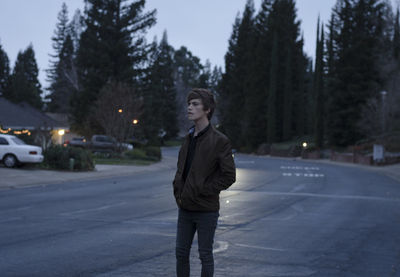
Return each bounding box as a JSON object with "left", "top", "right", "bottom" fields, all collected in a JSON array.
[{"left": 187, "top": 98, "right": 209, "bottom": 121}]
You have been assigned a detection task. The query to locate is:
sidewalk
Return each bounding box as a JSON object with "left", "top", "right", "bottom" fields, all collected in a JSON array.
[{"left": 0, "top": 155, "right": 177, "bottom": 190}]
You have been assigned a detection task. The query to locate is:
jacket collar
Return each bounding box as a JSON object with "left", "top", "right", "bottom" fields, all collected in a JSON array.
[{"left": 188, "top": 123, "right": 211, "bottom": 139}]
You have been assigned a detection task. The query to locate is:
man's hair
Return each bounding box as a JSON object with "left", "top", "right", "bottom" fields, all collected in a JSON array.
[{"left": 187, "top": 88, "right": 216, "bottom": 120}]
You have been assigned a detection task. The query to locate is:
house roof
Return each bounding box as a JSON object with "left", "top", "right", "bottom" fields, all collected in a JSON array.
[{"left": 0, "top": 97, "right": 65, "bottom": 130}]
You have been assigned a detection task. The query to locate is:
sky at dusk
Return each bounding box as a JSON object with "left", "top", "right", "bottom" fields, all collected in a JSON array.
[{"left": 0, "top": 0, "right": 398, "bottom": 88}]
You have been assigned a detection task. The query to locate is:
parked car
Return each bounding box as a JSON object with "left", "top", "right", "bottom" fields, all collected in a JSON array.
[
  {"left": 67, "top": 137, "right": 87, "bottom": 148},
  {"left": 89, "top": 135, "right": 118, "bottom": 153},
  {"left": 0, "top": 134, "right": 43, "bottom": 168}
]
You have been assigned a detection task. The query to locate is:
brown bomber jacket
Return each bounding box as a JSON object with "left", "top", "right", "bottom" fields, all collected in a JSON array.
[{"left": 172, "top": 124, "right": 236, "bottom": 212}]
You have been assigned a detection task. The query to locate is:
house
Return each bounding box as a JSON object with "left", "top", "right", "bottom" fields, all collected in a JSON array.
[{"left": 0, "top": 96, "right": 69, "bottom": 147}]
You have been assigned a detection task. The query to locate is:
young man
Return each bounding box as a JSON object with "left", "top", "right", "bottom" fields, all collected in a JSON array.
[{"left": 172, "top": 88, "right": 236, "bottom": 277}]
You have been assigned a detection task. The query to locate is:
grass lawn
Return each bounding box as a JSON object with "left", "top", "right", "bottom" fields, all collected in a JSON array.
[
  {"left": 164, "top": 140, "right": 183, "bottom": 147},
  {"left": 93, "top": 158, "right": 157, "bottom": 166}
]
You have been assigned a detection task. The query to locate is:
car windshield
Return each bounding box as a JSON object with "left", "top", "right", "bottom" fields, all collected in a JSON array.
[{"left": 11, "top": 137, "right": 26, "bottom": 145}]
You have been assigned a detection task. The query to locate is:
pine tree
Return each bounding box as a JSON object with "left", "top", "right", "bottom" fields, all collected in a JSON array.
[
  {"left": 46, "top": 3, "right": 79, "bottom": 113},
  {"left": 47, "top": 34, "right": 76, "bottom": 113},
  {"left": 68, "top": 9, "right": 85, "bottom": 55},
  {"left": 6, "top": 45, "right": 43, "bottom": 109},
  {"left": 198, "top": 60, "right": 212, "bottom": 89},
  {"left": 0, "top": 41, "right": 10, "bottom": 96},
  {"left": 219, "top": 0, "right": 309, "bottom": 149},
  {"left": 47, "top": 3, "right": 69, "bottom": 88},
  {"left": 210, "top": 66, "right": 222, "bottom": 96},
  {"left": 314, "top": 18, "right": 325, "bottom": 148},
  {"left": 282, "top": 42, "right": 293, "bottom": 141},
  {"left": 242, "top": 0, "right": 274, "bottom": 149},
  {"left": 139, "top": 39, "right": 161, "bottom": 143},
  {"left": 263, "top": 0, "right": 306, "bottom": 143},
  {"left": 219, "top": 0, "right": 255, "bottom": 148},
  {"left": 71, "top": 0, "right": 156, "bottom": 135},
  {"left": 293, "top": 40, "right": 311, "bottom": 138},
  {"left": 219, "top": 15, "right": 241, "bottom": 147},
  {"left": 394, "top": 8, "right": 400, "bottom": 60},
  {"left": 150, "top": 31, "right": 178, "bottom": 141},
  {"left": 326, "top": 0, "right": 386, "bottom": 146},
  {"left": 171, "top": 46, "right": 206, "bottom": 135},
  {"left": 267, "top": 31, "right": 279, "bottom": 143}
]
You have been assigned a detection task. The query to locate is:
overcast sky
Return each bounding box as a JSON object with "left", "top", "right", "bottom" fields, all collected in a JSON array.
[{"left": 0, "top": 0, "right": 397, "bottom": 88}]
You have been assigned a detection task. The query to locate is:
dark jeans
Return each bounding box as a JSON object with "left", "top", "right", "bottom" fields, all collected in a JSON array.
[{"left": 176, "top": 208, "right": 219, "bottom": 277}]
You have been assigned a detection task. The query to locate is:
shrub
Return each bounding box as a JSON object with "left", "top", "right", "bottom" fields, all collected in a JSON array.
[
  {"left": 143, "top": 146, "right": 161, "bottom": 161},
  {"left": 124, "top": 148, "right": 148, "bottom": 160},
  {"left": 124, "top": 146, "right": 162, "bottom": 161},
  {"left": 44, "top": 145, "right": 94, "bottom": 171}
]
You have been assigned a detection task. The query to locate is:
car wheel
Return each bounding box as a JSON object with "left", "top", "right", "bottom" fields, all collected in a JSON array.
[{"left": 3, "top": 154, "right": 18, "bottom": 168}]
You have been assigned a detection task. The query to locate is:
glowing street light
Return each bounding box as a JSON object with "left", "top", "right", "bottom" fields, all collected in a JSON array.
[
  {"left": 118, "top": 109, "right": 123, "bottom": 113},
  {"left": 132, "top": 119, "right": 139, "bottom": 125},
  {"left": 302, "top": 142, "right": 308, "bottom": 148}
]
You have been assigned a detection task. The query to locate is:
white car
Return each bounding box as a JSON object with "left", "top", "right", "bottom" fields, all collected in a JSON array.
[{"left": 0, "top": 134, "right": 44, "bottom": 168}]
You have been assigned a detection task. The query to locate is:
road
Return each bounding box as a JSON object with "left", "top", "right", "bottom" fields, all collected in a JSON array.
[{"left": 1, "top": 147, "right": 400, "bottom": 276}]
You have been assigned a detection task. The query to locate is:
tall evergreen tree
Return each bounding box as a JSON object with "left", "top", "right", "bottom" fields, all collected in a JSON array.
[
  {"left": 172, "top": 46, "right": 205, "bottom": 135},
  {"left": 293, "top": 48, "right": 312, "bottom": 137},
  {"left": 0, "top": 41, "right": 10, "bottom": 96},
  {"left": 143, "top": 31, "right": 178, "bottom": 143},
  {"left": 46, "top": 3, "right": 77, "bottom": 113},
  {"left": 219, "top": 0, "right": 255, "bottom": 148},
  {"left": 68, "top": 9, "right": 85, "bottom": 55},
  {"left": 5, "top": 45, "right": 43, "bottom": 109},
  {"left": 71, "top": 0, "right": 156, "bottom": 135},
  {"left": 314, "top": 18, "right": 325, "bottom": 148},
  {"left": 326, "top": 0, "right": 386, "bottom": 146},
  {"left": 282, "top": 39, "right": 294, "bottom": 141},
  {"left": 393, "top": 8, "right": 400, "bottom": 60},
  {"left": 219, "top": 15, "right": 241, "bottom": 147},
  {"left": 264, "top": 0, "right": 306, "bottom": 143},
  {"left": 220, "top": 0, "right": 309, "bottom": 150},
  {"left": 47, "top": 3, "right": 69, "bottom": 79},
  {"left": 242, "top": 0, "right": 274, "bottom": 149},
  {"left": 47, "top": 34, "right": 76, "bottom": 113},
  {"left": 267, "top": 31, "right": 279, "bottom": 143}
]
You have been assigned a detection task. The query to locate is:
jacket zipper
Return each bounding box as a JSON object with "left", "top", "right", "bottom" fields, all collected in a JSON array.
[{"left": 179, "top": 135, "right": 201, "bottom": 203}]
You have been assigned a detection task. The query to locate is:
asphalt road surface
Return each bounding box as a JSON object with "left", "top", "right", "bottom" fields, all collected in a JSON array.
[{"left": 1, "top": 147, "right": 400, "bottom": 276}]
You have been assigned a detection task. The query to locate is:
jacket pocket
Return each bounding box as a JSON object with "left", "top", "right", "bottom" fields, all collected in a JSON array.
[{"left": 200, "top": 171, "right": 219, "bottom": 196}]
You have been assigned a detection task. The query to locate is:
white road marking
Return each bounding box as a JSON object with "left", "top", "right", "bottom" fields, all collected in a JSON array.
[
  {"left": 235, "top": 243, "right": 287, "bottom": 252},
  {"left": 280, "top": 166, "right": 320, "bottom": 170},
  {"left": 236, "top": 160, "right": 255, "bottom": 164},
  {"left": 290, "top": 184, "right": 307, "bottom": 193},
  {"left": 213, "top": 240, "right": 229, "bottom": 254},
  {"left": 60, "top": 202, "right": 127, "bottom": 216},
  {"left": 0, "top": 206, "right": 32, "bottom": 214},
  {"left": 128, "top": 231, "right": 175, "bottom": 237},
  {"left": 282, "top": 173, "right": 325, "bottom": 178},
  {"left": 0, "top": 217, "right": 22, "bottom": 223},
  {"left": 262, "top": 191, "right": 400, "bottom": 202}
]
